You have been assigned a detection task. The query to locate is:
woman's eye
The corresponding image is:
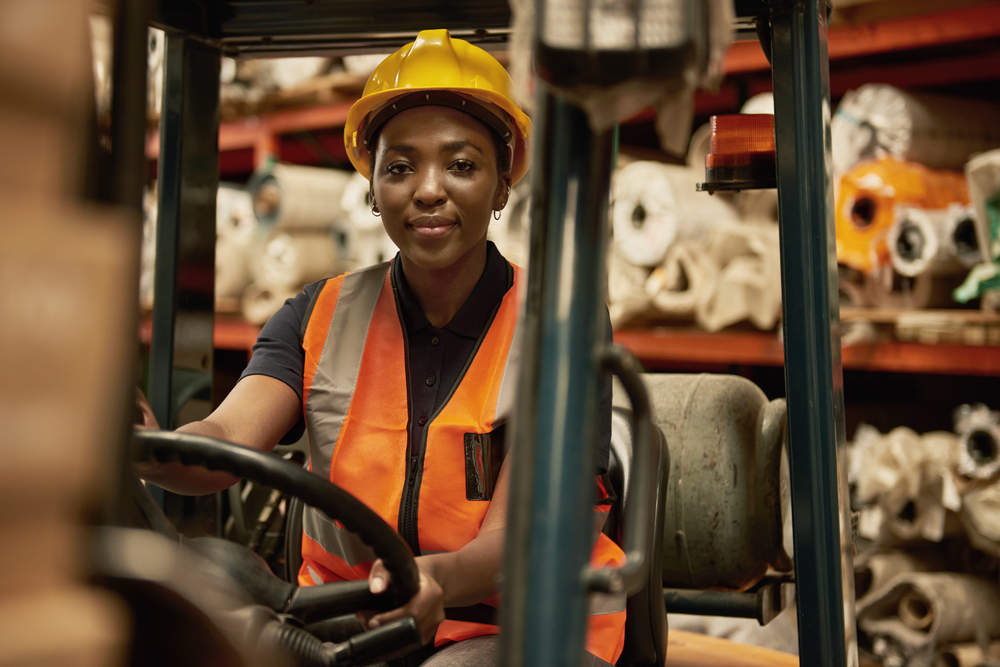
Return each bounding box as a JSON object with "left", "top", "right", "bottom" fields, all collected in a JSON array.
[
  {"left": 452, "top": 160, "right": 475, "bottom": 173},
  {"left": 386, "top": 162, "right": 410, "bottom": 175}
]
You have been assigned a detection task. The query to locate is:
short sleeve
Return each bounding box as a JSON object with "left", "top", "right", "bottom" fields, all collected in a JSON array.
[{"left": 239, "top": 280, "right": 326, "bottom": 444}]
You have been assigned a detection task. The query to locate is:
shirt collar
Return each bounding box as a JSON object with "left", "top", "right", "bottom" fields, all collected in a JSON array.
[{"left": 391, "top": 241, "right": 513, "bottom": 339}]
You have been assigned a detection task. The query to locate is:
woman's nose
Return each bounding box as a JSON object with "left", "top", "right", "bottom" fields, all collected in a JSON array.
[{"left": 414, "top": 167, "right": 446, "bottom": 206}]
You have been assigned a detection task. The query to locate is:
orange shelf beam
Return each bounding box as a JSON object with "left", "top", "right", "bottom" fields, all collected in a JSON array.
[
  {"left": 722, "top": 2, "right": 1000, "bottom": 74},
  {"left": 614, "top": 328, "right": 1000, "bottom": 377}
]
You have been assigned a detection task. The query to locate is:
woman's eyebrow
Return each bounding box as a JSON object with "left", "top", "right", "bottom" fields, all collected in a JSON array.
[
  {"left": 381, "top": 143, "right": 416, "bottom": 157},
  {"left": 441, "top": 140, "right": 484, "bottom": 155}
]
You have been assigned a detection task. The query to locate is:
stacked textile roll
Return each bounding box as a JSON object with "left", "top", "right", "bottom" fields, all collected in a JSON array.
[
  {"left": 250, "top": 162, "right": 352, "bottom": 232},
  {"left": 832, "top": 84, "right": 1000, "bottom": 176},
  {"left": 848, "top": 413, "right": 1000, "bottom": 667},
  {"left": 215, "top": 185, "right": 257, "bottom": 304},
  {"left": 887, "top": 206, "right": 980, "bottom": 279},
  {"left": 835, "top": 157, "right": 970, "bottom": 276},
  {"left": 340, "top": 171, "right": 399, "bottom": 269},
  {"left": 607, "top": 159, "right": 783, "bottom": 330},
  {"left": 487, "top": 179, "right": 531, "bottom": 269},
  {"left": 611, "top": 161, "right": 736, "bottom": 269}
]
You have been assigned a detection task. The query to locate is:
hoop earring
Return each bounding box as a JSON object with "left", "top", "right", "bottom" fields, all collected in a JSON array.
[
  {"left": 493, "top": 209, "right": 501, "bottom": 221},
  {"left": 371, "top": 205, "right": 380, "bottom": 217}
]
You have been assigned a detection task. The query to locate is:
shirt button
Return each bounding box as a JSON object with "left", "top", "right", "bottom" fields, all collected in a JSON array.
[
  {"left": 431, "top": 336, "right": 440, "bottom": 346},
  {"left": 425, "top": 375, "right": 436, "bottom": 387},
  {"left": 418, "top": 416, "right": 428, "bottom": 426}
]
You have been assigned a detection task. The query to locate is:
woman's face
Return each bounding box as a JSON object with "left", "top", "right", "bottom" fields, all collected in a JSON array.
[{"left": 371, "top": 105, "right": 510, "bottom": 273}]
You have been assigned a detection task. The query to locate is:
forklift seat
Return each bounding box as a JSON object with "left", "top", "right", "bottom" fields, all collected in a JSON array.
[{"left": 604, "top": 405, "right": 670, "bottom": 667}]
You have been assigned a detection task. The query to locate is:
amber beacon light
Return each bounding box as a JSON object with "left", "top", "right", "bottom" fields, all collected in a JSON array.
[{"left": 697, "top": 114, "right": 777, "bottom": 194}]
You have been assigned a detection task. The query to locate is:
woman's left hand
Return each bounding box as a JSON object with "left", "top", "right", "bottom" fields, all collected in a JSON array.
[{"left": 356, "top": 557, "right": 445, "bottom": 646}]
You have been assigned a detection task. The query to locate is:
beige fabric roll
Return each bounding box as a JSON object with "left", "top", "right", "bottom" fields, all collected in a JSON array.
[
  {"left": 611, "top": 161, "right": 738, "bottom": 268},
  {"left": 241, "top": 282, "right": 298, "bottom": 326},
  {"left": 255, "top": 231, "right": 341, "bottom": 289},
  {"left": 832, "top": 84, "right": 1000, "bottom": 175},
  {"left": 857, "top": 573, "right": 1000, "bottom": 653},
  {"left": 887, "top": 206, "right": 966, "bottom": 278},
  {"left": 695, "top": 221, "right": 782, "bottom": 333},
  {"left": 607, "top": 244, "right": 653, "bottom": 328},
  {"left": 935, "top": 641, "right": 1000, "bottom": 667},
  {"left": 854, "top": 550, "right": 948, "bottom": 609},
  {"left": 645, "top": 240, "right": 715, "bottom": 317},
  {"left": 341, "top": 170, "right": 383, "bottom": 232},
  {"left": 251, "top": 163, "right": 352, "bottom": 231}
]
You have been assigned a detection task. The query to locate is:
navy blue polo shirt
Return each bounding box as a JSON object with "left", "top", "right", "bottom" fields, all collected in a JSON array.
[{"left": 240, "top": 241, "right": 613, "bottom": 473}]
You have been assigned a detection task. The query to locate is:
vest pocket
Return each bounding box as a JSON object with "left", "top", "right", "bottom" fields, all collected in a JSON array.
[{"left": 464, "top": 425, "right": 504, "bottom": 501}]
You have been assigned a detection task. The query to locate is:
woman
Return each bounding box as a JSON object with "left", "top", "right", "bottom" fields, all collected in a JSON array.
[{"left": 138, "top": 29, "right": 625, "bottom": 666}]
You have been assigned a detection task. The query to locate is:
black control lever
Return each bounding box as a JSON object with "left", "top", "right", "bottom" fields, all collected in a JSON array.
[{"left": 325, "top": 617, "right": 422, "bottom": 666}]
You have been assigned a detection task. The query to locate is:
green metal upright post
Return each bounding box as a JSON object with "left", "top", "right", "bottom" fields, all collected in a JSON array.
[
  {"left": 499, "top": 89, "right": 615, "bottom": 667},
  {"left": 769, "top": 2, "right": 858, "bottom": 665}
]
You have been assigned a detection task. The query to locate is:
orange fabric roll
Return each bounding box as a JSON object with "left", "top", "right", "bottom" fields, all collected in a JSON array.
[{"left": 835, "top": 157, "right": 969, "bottom": 275}]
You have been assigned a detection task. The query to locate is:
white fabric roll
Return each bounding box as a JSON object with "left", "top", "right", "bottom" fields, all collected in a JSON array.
[
  {"left": 832, "top": 84, "right": 1000, "bottom": 176},
  {"left": 255, "top": 231, "right": 341, "bottom": 290},
  {"left": 488, "top": 181, "right": 531, "bottom": 269},
  {"left": 215, "top": 234, "right": 250, "bottom": 299},
  {"left": 242, "top": 282, "right": 298, "bottom": 326},
  {"left": 341, "top": 171, "right": 383, "bottom": 232},
  {"left": 644, "top": 240, "right": 715, "bottom": 316},
  {"left": 887, "top": 207, "right": 964, "bottom": 278},
  {"left": 351, "top": 226, "right": 399, "bottom": 270},
  {"left": 217, "top": 184, "right": 257, "bottom": 245},
  {"left": 695, "top": 221, "right": 782, "bottom": 333},
  {"left": 607, "top": 244, "right": 653, "bottom": 328},
  {"left": 946, "top": 203, "right": 982, "bottom": 268},
  {"left": 250, "top": 163, "right": 352, "bottom": 231},
  {"left": 965, "top": 149, "right": 1000, "bottom": 263},
  {"left": 611, "top": 161, "right": 738, "bottom": 268},
  {"left": 740, "top": 92, "right": 774, "bottom": 115}
]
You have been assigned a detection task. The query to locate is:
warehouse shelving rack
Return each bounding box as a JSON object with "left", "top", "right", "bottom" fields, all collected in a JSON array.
[{"left": 131, "top": 1, "right": 898, "bottom": 665}]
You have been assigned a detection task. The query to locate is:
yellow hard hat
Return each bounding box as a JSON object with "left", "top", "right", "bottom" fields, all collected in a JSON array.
[{"left": 344, "top": 29, "right": 532, "bottom": 184}]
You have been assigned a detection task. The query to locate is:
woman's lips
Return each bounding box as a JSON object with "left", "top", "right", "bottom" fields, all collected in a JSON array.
[{"left": 408, "top": 219, "right": 456, "bottom": 239}]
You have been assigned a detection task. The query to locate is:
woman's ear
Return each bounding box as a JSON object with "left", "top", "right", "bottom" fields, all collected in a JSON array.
[{"left": 495, "top": 173, "right": 513, "bottom": 211}]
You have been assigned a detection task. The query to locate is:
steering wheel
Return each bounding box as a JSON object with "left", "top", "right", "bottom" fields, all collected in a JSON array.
[{"left": 132, "top": 430, "right": 423, "bottom": 664}]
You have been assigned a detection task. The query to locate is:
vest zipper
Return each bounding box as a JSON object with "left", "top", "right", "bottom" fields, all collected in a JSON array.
[{"left": 402, "top": 456, "right": 420, "bottom": 553}]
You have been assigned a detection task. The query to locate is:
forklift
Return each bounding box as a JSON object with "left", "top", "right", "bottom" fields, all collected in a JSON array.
[{"left": 0, "top": 1, "right": 853, "bottom": 666}]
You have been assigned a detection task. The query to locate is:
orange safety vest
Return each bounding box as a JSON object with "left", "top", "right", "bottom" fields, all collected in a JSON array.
[{"left": 297, "top": 260, "right": 626, "bottom": 663}]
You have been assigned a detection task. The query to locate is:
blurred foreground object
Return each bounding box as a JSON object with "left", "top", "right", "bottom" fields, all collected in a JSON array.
[{"left": 0, "top": 0, "right": 136, "bottom": 664}]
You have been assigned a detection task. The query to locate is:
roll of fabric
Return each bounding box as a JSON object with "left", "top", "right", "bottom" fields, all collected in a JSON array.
[
  {"left": 645, "top": 240, "right": 715, "bottom": 317},
  {"left": 832, "top": 84, "right": 1000, "bottom": 176},
  {"left": 954, "top": 404, "right": 1000, "bottom": 481},
  {"left": 487, "top": 180, "right": 531, "bottom": 269},
  {"left": 888, "top": 207, "right": 966, "bottom": 278},
  {"left": 961, "top": 483, "right": 1000, "bottom": 559},
  {"left": 241, "top": 282, "right": 298, "bottom": 326},
  {"left": 854, "top": 550, "right": 948, "bottom": 610},
  {"left": 249, "top": 163, "right": 352, "bottom": 232},
  {"left": 215, "top": 234, "right": 250, "bottom": 300},
  {"left": 351, "top": 226, "right": 399, "bottom": 270},
  {"left": 965, "top": 150, "right": 1000, "bottom": 264},
  {"left": 935, "top": 642, "right": 1000, "bottom": 667},
  {"left": 947, "top": 203, "right": 984, "bottom": 269},
  {"left": 255, "top": 231, "right": 341, "bottom": 289},
  {"left": 341, "top": 170, "right": 383, "bottom": 233},
  {"left": 611, "top": 161, "right": 738, "bottom": 268},
  {"left": 856, "top": 573, "right": 1000, "bottom": 654},
  {"left": 607, "top": 243, "right": 653, "bottom": 328},
  {"left": 836, "top": 157, "right": 970, "bottom": 275},
  {"left": 695, "top": 221, "right": 782, "bottom": 333}
]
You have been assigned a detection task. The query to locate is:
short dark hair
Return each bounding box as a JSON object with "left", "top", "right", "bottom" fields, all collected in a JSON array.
[{"left": 368, "top": 114, "right": 511, "bottom": 181}]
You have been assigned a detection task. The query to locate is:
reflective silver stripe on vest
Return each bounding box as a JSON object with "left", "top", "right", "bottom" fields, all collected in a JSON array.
[
  {"left": 305, "top": 262, "right": 390, "bottom": 483},
  {"left": 493, "top": 293, "right": 525, "bottom": 425},
  {"left": 589, "top": 590, "right": 628, "bottom": 616},
  {"left": 302, "top": 507, "right": 378, "bottom": 567}
]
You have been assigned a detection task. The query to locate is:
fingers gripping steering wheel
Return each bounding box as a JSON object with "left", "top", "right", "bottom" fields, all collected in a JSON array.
[{"left": 133, "top": 430, "right": 422, "bottom": 665}]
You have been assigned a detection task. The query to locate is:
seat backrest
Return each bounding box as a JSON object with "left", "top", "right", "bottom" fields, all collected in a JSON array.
[{"left": 604, "top": 405, "right": 670, "bottom": 667}]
